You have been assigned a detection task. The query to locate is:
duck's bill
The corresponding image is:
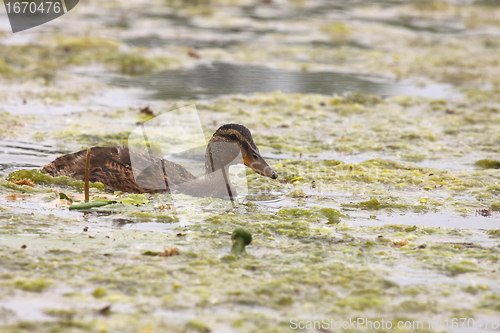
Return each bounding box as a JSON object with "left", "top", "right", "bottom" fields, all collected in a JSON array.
[{"left": 243, "top": 151, "right": 278, "bottom": 179}]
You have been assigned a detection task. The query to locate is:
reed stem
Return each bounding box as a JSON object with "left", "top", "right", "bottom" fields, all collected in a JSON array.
[{"left": 84, "top": 148, "right": 91, "bottom": 203}]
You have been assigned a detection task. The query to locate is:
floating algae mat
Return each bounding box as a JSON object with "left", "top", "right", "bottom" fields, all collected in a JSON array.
[
  {"left": 1, "top": 0, "right": 500, "bottom": 332},
  {"left": 1, "top": 91, "right": 500, "bottom": 333}
]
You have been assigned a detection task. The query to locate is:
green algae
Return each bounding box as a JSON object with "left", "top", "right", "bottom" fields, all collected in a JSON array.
[
  {"left": 0, "top": 112, "right": 35, "bottom": 139},
  {"left": 479, "top": 293, "right": 500, "bottom": 311},
  {"left": 114, "top": 52, "right": 160, "bottom": 76},
  {"left": 474, "top": 159, "right": 500, "bottom": 169},
  {"left": 185, "top": 320, "right": 211, "bottom": 333},
  {"left": 443, "top": 261, "right": 482, "bottom": 276},
  {"left": 0, "top": 35, "right": 186, "bottom": 82},
  {"left": 318, "top": 207, "right": 346, "bottom": 224},
  {"left": 14, "top": 278, "right": 52, "bottom": 292},
  {"left": 20, "top": 91, "right": 495, "bottom": 219},
  {"left": 1, "top": 2, "right": 500, "bottom": 332},
  {"left": 277, "top": 207, "right": 315, "bottom": 218},
  {"left": 92, "top": 287, "right": 107, "bottom": 299},
  {"left": 321, "top": 22, "right": 353, "bottom": 43},
  {"left": 0, "top": 178, "right": 39, "bottom": 193},
  {"left": 7, "top": 169, "right": 106, "bottom": 191},
  {"left": 0, "top": 35, "right": 117, "bottom": 81},
  {"left": 335, "top": 294, "right": 386, "bottom": 311},
  {"left": 486, "top": 229, "right": 500, "bottom": 237},
  {"left": 341, "top": 91, "right": 383, "bottom": 106},
  {"left": 270, "top": 207, "right": 348, "bottom": 224},
  {"left": 0, "top": 221, "right": 497, "bottom": 333},
  {"left": 0, "top": 59, "right": 13, "bottom": 76},
  {"left": 124, "top": 211, "right": 178, "bottom": 222},
  {"left": 43, "top": 308, "right": 77, "bottom": 321},
  {"left": 7, "top": 169, "right": 53, "bottom": 185},
  {"left": 342, "top": 197, "right": 414, "bottom": 211},
  {"left": 120, "top": 53, "right": 181, "bottom": 76}
]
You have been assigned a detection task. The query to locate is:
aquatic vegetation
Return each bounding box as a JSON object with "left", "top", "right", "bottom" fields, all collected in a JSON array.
[
  {"left": 443, "top": 261, "right": 482, "bottom": 276},
  {"left": 345, "top": 197, "right": 395, "bottom": 210},
  {"left": 68, "top": 201, "right": 117, "bottom": 210},
  {"left": 1, "top": 0, "right": 500, "bottom": 331},
  {"left": 487, "top": 229, "right": 500, "bottom": 237},
  {"left": 0, "top": 59, "right": 13, "bottom": 76},
  {"left": 1, "top": 88, "right": 499, "bottom": 332},
  {"left": 321, "top": 22, "right": 353, "bottom": 43},
  {"left": 0, "top": 35, "right": 186, "bottom": 82},
  {"left": 479, "top": 293, "right": 500, "bottom": 311},
  {"left": 118, "top": 194, "right": 149, "bottom": 206},
  {"left": 14, "top": 278, "right": 52, "bottom": 292},
  {"left": 110, "top": 52, "right": 182, "bottom": 76},
  {"left": 335, "top": 294, "right": 386, "bottom": 311},
  {"left": 230, "top": 228, "right": 252, "bottom": 256},
  {"left": 7, "top": 169, "right": 106, "bottom": 191},
  {"left": 0, "top": 113, "right": 34, "bottom": 139},
  {"left": 92, "top": 287, "right": 107, "bottom": 298},
  {"left": 474, "top": 159, "right": 500, "bottom": 169}
]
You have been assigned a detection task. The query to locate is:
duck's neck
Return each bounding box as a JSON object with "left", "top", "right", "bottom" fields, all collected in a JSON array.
[
  {"left": 179, "top": 144, "right": 235, "bottom": 199},
  {"left": 204, "top": 151, "right": 222, "bottom": 176},
  {"left": 207, "top": 166, "right": 236, "bottom": 200},
  {"left": 177, "top": 166, "right": 236, "bottom": 200}
]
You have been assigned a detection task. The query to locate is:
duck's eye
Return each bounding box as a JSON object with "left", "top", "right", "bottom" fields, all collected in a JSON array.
[{"left": 230, "top": 134, "right": 237, "bottom": 140}]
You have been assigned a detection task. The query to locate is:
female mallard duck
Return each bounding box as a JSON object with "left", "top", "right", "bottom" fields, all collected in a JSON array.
[{"left": 42, "top": 123, "right": 278, "bottom": 199}]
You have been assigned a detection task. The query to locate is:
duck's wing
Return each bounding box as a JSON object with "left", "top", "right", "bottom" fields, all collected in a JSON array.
[
  {"left": 42, "top": 146, "right": 196, "bottom": 193},
  {"left": 42, "top": 146, "right": 121, "bottom": 179}
]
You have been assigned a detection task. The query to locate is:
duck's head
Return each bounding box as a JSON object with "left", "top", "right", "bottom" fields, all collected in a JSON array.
[{"left": 205, "top": 123, "right": 278, "bottom": 179}]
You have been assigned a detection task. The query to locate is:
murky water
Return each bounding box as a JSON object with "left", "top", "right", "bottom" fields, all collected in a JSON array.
[
  {"left": 101, "top": 210, "right": 500, "bottom": 232},
  {"left": 94, "top": 62, "right": 458, "bottom": 100},
  {"left": 350, "top": 211, "right": 500, "bottom": 230},
  {"left": 0, "top": 140, "right": 59, "bottom": 178}
]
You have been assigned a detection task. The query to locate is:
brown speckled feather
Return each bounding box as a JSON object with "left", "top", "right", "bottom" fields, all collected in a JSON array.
[{"left": 42, "top": 146, "right": 196, "bottom": 193}]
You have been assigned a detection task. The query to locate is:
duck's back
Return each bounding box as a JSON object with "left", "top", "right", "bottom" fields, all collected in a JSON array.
[{"left": 42, "top": 146, "right": 196, "bottom": 193}]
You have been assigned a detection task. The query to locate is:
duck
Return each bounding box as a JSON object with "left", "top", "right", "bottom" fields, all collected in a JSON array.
[{"left": 42, "top": 123, "right": 278, "bottom": 200}]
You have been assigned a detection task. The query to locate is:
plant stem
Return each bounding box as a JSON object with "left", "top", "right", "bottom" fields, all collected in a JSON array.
[
  {"left": 230, "top": 238, "right": 245, "bottom": 256},
  {"left": 84, "top": 148, "right": 91, "bottom": 203}
]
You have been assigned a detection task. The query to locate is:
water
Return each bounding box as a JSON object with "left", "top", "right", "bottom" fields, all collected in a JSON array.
[
  {"left": 0, "top": 140, "right": 59, "bottom": 178},
  {"left": 109, "top": 211, "right": 500, "bottom": 231},
  {"left": 349, "top": 211, "right": 500, "bottom": 230},
  {"left": 99, "top": 62, "right": 457, "bottom": 101}
]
